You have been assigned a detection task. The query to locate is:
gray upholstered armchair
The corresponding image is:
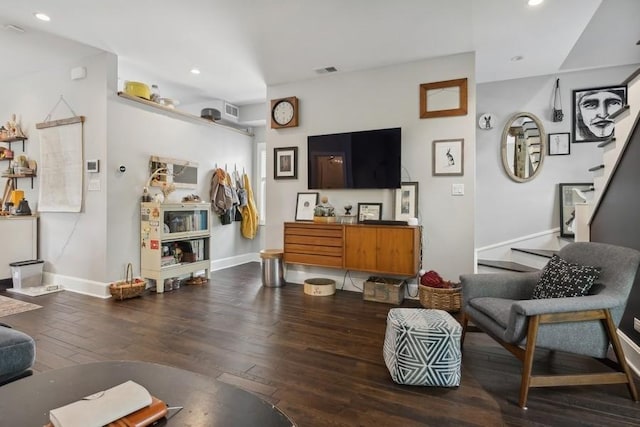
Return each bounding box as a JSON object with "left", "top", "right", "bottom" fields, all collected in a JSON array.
[
  {"left": 461, "top": 242, "right": 640, "bottom": 408},
  {"left": 0, "top": 322, "right": 35, "bottom": 386}
]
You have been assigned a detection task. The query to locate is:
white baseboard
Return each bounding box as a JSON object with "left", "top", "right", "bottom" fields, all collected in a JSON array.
[
  {"left": 618, "top": 329, "right": 640, "bottom": 377},
  {"left": 43, "top": 272, "right": 111, "bottom": 299},
  {"left": 211, "top": 253, "right": 260, "bottom": 271},
  {"left": 39, "top": 255, "right": 262, "bottom": 300},
  {"left": 477, "top": 228, "right": 561, "bottom": 253}
]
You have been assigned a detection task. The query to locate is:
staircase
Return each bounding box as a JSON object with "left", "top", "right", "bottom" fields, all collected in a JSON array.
[
  {"left": 476, "top": 229, "right": 565, "bottom": 273},
  {"left": 575, "top": 68, "right": 640, "bottom": 240}
]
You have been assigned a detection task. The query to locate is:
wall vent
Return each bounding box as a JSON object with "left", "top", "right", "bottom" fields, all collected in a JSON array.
[
  {"left": 4, "top": 24, "right": 25, "bottom": 33},
  {"left": 224, "top": 102, "right": 239, "bottom": 119}
]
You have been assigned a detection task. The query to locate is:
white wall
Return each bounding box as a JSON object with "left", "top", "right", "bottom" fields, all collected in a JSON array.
[
  {"left": 476, "top": 64, "right": 640, "bottom": 248},
  {"left": 0, "top": 52, "right": 111, "bottom": 281},
  {"left": 266, "top": 53, "right": 476, "bottom": 286},
  {"left": 2, "top": 50, "right": 260, "bottom": 292},
  {"left": 106, "top": 88, "right": 259, "bottom": 279}
]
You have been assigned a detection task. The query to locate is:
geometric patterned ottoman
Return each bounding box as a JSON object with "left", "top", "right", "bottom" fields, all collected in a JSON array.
[{"left": 383, "top": 308, "right": 461, "bottom": 387}]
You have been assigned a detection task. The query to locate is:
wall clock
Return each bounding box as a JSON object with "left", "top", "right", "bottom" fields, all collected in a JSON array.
[
  {"left": 478, "top": 113, "right": 495, "bottom": 130},
  {"left": 270, "top": 96, "right": 298, "bottom": 129}
]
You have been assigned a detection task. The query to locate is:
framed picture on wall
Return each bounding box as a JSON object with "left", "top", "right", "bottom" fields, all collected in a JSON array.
[
  {"left": 432, "top": 139, "right": 464, "bottom": 176},
  {"left": 394, "top": 182, "right": 418, "bottom": 221},
  {"left": 559, "top": 182, "right": 594, "bottom": 237},
  {"left": 419, "top": 78, "right": 468, "bottom": 119},
  {"left": 274, "top": 147, "right": 298, "bottom": 179},
  {"left": 572, "top": 85, "right": 627, "bottom": 143},
  {"left": 548, "top": 133, "right": 570, "bottom": 155}
]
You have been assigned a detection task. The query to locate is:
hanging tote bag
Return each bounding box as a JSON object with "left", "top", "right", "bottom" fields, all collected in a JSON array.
[{"left": 552, "top": 78, "right": 564, "bottom": 122}]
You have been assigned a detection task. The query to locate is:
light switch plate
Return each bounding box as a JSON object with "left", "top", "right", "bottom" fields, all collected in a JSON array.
[
  {"left": 451, "top": 183, "right": 464, "bottom": 196},
  {"left": 88, "top": 179, "right": 101, "bottom": 191}
]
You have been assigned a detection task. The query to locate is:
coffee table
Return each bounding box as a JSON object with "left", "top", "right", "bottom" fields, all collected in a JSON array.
[{"left": 0, "top": 360, "right": 295, "bottom": 426}]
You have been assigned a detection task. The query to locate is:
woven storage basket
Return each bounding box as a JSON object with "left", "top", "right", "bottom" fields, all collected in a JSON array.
[
  {"left": 419, "top": 282, "right": 462, "bottom": 312},
  {"left": 109, "top": 263, "right": 146, "bottom": 300}
]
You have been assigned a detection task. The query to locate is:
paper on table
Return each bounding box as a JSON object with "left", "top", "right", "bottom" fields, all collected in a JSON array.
[{"left": 49, "top": 380, "right": 152, "bottom": 427}]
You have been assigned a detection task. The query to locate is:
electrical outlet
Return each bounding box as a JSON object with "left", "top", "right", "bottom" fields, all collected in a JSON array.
[{"left": 634, "top": 317, "right": 640, "bottom": 333}]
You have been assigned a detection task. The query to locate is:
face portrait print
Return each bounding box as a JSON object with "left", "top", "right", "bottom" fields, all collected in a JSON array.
[{"left": 574, "top": 87, "right": 626, "bottom": 142}]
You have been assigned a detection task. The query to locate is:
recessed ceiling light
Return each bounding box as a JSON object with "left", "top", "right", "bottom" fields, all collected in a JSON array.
[
  {"left": 528, "top": 0, "right": 544, "bottom": 6},
  {"left": 190, "top": 68, "right": 201, "bottom": 75},
  {"left": 34, "top": 12, "right": 51, "bottom": 22},
  {"left": 511, "top": 55, "right": 524, "bottom": 62}
]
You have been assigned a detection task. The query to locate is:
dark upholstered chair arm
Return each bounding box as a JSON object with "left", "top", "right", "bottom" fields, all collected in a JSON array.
[
  {"left": 512, "top": 295, "right": 619, "bottom": 316},
  {"left": 460, "top": 271, "right": 541, "bottom": 305}
]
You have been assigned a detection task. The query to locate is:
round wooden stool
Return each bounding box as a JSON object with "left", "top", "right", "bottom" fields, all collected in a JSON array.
[{"left": 303, "top": 278, "right": 336, "bottom": 296}]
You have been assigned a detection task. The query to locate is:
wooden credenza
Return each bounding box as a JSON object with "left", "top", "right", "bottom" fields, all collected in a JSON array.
[{"left": 284, "top": 222, "right": 420, "bottom": 276}]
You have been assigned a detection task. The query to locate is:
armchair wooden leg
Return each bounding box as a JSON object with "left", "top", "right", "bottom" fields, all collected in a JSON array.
[
  {"left": 461, "top": 312, "right": 469, "bottom": 347},
  {"left": 603, "top": 310, "right": 638, "bottom": 402},
  {"left": 519, "top": 315, "right": 540, "bottom": 409}
]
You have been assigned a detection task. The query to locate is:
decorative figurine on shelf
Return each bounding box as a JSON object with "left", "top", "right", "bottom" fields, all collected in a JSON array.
[
  {"left": 313, "top": 196, "right": 337, "bottom": 223},
  {"left": 161, "top": 181, "right": 176, "bottom": 201},
  {"left": 314, "top": 196, "right": 335, "bottom": 217},
  {"left": 141, "top": 187, "right": 152, "bottom": 202},
  {"left": 6, "top": 114, "right": 25, "bottom": 138},
  {"left": 344, "top": 204, "right": 353, "bottom": 216}
]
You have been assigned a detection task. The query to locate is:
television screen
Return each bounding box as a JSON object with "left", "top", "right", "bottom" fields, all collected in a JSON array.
[{"left": 307, "top": 127, "right": 401, "bottom": 189}]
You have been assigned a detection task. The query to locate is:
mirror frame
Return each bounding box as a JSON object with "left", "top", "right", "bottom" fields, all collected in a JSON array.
[{"left": 500, "top": 112, "right": 546, "bottom": 183}]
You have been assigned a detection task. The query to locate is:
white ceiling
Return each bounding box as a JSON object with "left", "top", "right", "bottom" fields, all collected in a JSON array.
[{"left": 0, "top": 0, "right": 638, "bottom": 106}]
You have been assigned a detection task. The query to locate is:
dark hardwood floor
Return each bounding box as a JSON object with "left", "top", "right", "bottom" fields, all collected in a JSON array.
[{"left": 2, "top": 263, "right": 639, "bottom": 426}]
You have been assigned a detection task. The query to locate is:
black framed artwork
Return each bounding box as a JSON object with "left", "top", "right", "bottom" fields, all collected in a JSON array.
[
  {"left": 274, "top": 147, "right": 298, "bottom": 180},
  {"left": 558, "top": 182, "right": 593, "bottom": 237},
  {"left": 548, "top": 133, "right": 570, "bottom": 156},
  {"left": 572, "top": 85, "right": 627, "bottom": 143},
  {"left": 357, "top": 203, "right": 382, "bottom": 223}
]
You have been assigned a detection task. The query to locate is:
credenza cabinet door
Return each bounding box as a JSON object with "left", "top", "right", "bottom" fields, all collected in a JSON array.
[
  {"left": 375, "top": 227, "right": 418, "bottom": 276},
  {"left": 344, "top": 226, "right": 377, "bottom": 272}
]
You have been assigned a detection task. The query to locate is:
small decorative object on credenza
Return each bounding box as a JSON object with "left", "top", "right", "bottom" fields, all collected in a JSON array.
[
  {"left": 418, "top": 270, "right": 462, "bottom": 312},
  {"left": 313, "top": 196, "right": 336, "bottom": 223}
]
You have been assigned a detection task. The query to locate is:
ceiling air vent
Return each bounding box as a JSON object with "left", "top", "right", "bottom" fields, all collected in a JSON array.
[
  {"left": 315, "top": 66, "right": 338, "bottom": 75},
  {"left": 224, "top": 102, "right": 239, "bottom": 119},
  {"left": 4, "top": 24, "right": 25, "bottom": 33}
]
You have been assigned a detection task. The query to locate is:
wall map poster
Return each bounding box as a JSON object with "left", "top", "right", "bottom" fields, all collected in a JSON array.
[{"left": 38, "top": 121, "right": 83, "bottom": 212}]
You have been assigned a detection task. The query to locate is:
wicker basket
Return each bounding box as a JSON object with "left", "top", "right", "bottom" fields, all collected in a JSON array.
[
  {"left": 109, "top": 263, "right": 146, "bottom": 300},
  {"left": 418, "top": 282, "right": 462, "bottom": 312}
]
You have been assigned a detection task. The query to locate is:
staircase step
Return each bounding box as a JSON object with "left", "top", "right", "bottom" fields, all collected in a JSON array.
[
  {"left": 610, "top": 104, "right": 630, "bottom": 120},
  {"left": 477, "top": 259, "right": 539, "bottom": 273},
  {"left": 597, "top": 137, "right": 616, "bottom": 148},
  {"left": 511, "top": 248, "right": 557, "bottom": 258}
]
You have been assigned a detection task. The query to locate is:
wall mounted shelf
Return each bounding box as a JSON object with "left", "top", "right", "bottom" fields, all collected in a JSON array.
[
  {"left": 0, "top": 136, "right": 27, "bottom": 152},
  {"left": 116, "top": 92, "right": 254, "bottom": 137}
]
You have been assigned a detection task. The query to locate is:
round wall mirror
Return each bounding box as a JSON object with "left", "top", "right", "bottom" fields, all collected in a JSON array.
[{"left": 501, "top": 112, "right": 546, "bottom": 182}]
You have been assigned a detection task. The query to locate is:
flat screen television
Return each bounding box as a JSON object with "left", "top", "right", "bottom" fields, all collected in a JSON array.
[{"left": 307, "top": 127, "right": 401, "bottom": 189}]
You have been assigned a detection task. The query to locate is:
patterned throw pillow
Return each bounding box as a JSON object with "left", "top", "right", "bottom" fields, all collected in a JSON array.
[{"left": 532, "top": 254, "right": 600, "bottom": 299}]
